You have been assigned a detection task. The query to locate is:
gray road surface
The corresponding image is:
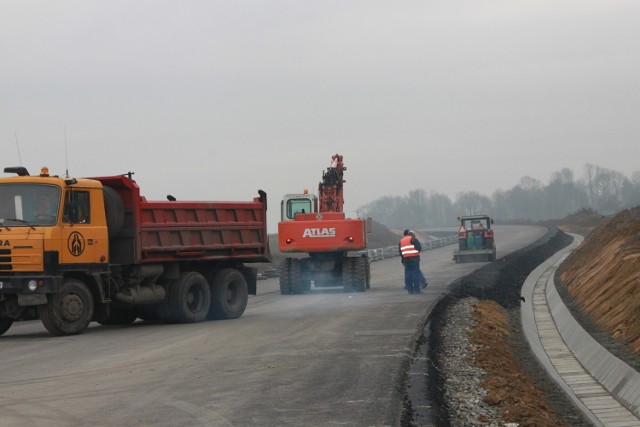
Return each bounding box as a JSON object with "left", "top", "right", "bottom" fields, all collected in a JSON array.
[{"left": 0, "top": 225, "right": 547, "bottom": 427}]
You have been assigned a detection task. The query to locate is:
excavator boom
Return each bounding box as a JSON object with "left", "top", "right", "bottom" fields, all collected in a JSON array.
[{"left": 318, "top": 154, "right": 345, "bottom": 213}]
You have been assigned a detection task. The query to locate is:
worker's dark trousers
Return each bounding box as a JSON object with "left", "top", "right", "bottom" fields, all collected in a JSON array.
[{"left": 403, "top": 260, "right": 422, "bottom": 293}]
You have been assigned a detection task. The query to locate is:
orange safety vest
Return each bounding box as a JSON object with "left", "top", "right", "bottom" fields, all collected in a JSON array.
[{"left": 400, "top": 235, "right": 420, "bottom": 258}]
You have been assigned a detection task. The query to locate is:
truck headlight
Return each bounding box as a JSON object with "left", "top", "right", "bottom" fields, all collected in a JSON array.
[{"left": 27, "top": 280, "right": 38, "bottom": 291}]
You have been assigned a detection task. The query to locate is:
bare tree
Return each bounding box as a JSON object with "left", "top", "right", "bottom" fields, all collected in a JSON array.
[
  {"left": 359, "top": 165, "right": 640, "bottom": 229},
  {"left": 425, "top": 191, "right": 454, "bottom": 227},
  {"left": 545, "top": 168, "right": 588, "bottom": 219},
  {"left": 453, "top": 191, "right": 492, "bottom": 216},
  {"left": 583, "top": 164, "right": 626, "bottom": 214}
]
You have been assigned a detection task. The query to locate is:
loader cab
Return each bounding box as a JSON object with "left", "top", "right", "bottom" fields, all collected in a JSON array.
[{"left": 280, "top": 192, "right": 318, "bottom": 222}]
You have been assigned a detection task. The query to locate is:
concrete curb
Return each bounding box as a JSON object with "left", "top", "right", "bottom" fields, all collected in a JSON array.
[
  {"left": 520, "top": 234, "right": 600, "bottom": 425},
  {"left": 521, "top": 233, "right": 640, "bottom": 425},
  {"left": 548, "top": 250, "right": 640, "bottom": 418}
]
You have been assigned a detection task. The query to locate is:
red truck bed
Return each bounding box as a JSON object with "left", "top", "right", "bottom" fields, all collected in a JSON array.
[{"left": 92, "top": 174, "right": 270, "bottom": 265}]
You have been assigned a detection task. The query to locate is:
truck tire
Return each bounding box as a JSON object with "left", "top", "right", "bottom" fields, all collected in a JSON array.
[
  {"left": 103, "top": 186, "right": 125, "bottom": 238},
  {"left": 0, "top": 318, "right": 13, "bottom": 336},
  {"left": 39, "top": 278, "right": 94, "bottom": 336},
  {"left": 169, "top": 272, "right": 211, "bottom": 323},
  {"left": 209, "top": 269, "right": 248, "bottom": 320}
]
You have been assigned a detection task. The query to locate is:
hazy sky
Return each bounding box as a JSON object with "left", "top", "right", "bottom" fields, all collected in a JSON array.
[{"left": 2, "top": 1, "right": 639, "bottom": 229}]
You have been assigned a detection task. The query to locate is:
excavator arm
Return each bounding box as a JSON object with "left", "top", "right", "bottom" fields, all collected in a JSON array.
[{"left": 318, "top": 154, "right": 345, "bottom": 213}]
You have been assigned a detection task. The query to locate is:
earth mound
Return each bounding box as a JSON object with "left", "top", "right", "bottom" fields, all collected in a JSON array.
[{"left": 559, "top": 206, "right": 640, "bottom": 354}]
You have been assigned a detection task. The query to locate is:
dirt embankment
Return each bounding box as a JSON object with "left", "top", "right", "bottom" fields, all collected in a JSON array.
[{"left": 559, "top": 206, "right": 640, "bottom": 354}]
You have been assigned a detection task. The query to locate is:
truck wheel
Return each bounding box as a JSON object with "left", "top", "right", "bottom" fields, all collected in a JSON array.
[
  {"left": 209, "top": 269, "right": 248, "bottom": 320},
  {"left": 40, "top": 278, "right": 94, "bottom": 336},
  {"left": 169, "top": 272, "right": 211, "bottom": 323},
  {"left": 103, "top": 186, "right": 125, "bottom": 238},
  {"left": 0, "top": 318, "right": 13, "bottom": 336}
]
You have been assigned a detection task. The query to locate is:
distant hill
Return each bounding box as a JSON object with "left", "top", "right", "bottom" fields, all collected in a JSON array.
[{"left": 367, "top": 220, "right": 402, "bottom": 248}]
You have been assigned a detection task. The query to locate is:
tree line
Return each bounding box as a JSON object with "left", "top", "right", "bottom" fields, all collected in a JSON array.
[{"left": 358, "top": 164, "right": 640, "bottom": 229}]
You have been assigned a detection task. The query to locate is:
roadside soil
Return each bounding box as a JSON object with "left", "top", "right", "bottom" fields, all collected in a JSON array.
[{"left": 472, "top": 299, "right": 572, "bottom": 426}]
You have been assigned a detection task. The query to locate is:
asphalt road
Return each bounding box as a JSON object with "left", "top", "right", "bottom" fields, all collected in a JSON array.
[{"left": 0, "top": 225, "right": 547, "bottom": 427}]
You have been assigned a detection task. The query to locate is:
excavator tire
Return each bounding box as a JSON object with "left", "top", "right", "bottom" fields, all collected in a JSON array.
[
  {"left": 364, "top": 256, "right": 371, "bottom": 289},
  {"left": 342, "top": 257, "right": 367, "bottom": 292},
  {"left": 288, "top": 259, "right": 304, "bottom": 294},
  {"left": 279, "top": 260, "right": 291, "bottom": 295},
  {"left": 279, "top": 258, "right": 303, "bottom": 295}
]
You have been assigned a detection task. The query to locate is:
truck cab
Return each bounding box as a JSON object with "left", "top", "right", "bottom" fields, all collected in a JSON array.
[
  {"left": 0, "top": 167, "right": 111, "bottom": 335},
  {"left": 0, "top": 167, "right": 110, "bottom": 266}
]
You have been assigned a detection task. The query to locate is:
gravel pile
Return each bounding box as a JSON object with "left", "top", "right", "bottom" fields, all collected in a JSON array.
[{"left": 438, "top": 297, "right": 506, "bottom": 427}]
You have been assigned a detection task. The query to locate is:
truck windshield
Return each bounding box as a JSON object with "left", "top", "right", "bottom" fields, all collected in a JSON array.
[{"left": 0, "top": 184, "right": 61, "bottom": 226}]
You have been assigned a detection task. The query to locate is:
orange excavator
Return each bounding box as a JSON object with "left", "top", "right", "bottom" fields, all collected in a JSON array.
[{"left": 278, "top": 154, "right": 371, "bottom": 294}]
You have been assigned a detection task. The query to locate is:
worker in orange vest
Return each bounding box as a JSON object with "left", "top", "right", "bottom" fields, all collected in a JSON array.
[{"left": 399, "top": 230, "right": 429, "bottom": 294}]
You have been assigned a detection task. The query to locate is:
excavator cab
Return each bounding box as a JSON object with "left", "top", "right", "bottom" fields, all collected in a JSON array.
[{"left": 280, "top": 192, "right": 317, "bottom": 222}]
